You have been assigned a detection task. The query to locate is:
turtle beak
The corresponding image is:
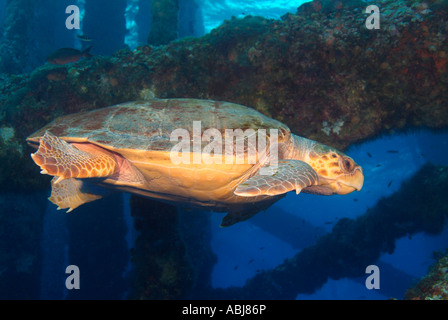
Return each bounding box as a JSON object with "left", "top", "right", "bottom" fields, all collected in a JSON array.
[
  {"left": 338, "top": 166, "right": 364, "bottom": 194},
  {"left": 314, "top": 166, "right": 363, "bottom": 195},
  {"left": 26, "top": 137, "right": 40, "bottom": 149},
  {"left": 352, "top": 166, "right": 364, "bottom": 191},
  {"left": 320, "top": 166, "right": 363, "bottom": 195}
]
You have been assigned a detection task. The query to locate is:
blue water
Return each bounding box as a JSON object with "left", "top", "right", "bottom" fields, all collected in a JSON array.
[
  {"left": 209, "top": 129, "right": 448, "bottom": 299},
  {"left": 0, "top": 0, "right": 447, "bottom": 300},
  {"left": 199, "top": 0, "right": 308, "bottom": 33}
]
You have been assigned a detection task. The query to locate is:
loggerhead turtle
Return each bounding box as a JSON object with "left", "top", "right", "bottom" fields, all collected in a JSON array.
[{"left": 26, "top": 99, "right": 363, "bottom": 226}]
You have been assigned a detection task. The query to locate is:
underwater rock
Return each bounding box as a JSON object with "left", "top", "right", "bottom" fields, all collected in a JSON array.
[{"left": 404, "top": 251, "right": 448, "bottom": 300}]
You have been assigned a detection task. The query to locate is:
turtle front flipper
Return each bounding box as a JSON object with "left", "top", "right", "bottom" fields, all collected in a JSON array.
[
  {"left": 234, "top": 160, "right": 318, "bottom": 197},
  {"left": 31, "top": 131, "right": 117, "bottom": 184},
  {"left": 49, "top": 177, "right": 102, "bottom": 212}
]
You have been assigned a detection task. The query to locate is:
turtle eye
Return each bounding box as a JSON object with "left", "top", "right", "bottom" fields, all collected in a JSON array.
[{"left": 342, "top": 158, "right": 353, "bottom": 171}]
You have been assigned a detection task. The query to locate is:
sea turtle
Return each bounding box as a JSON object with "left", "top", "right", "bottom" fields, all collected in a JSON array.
[{"left": 26, "top": 99, "right": 364, "bottom": 226}]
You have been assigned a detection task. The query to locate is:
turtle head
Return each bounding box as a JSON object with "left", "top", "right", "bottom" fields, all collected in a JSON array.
[{"left": 305, "top": 142, "right": 364, "bottom": 195}]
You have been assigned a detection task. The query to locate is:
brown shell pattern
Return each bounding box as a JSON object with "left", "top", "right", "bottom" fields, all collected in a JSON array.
[{"left": 28, "top": 99, "right": 291, "bottom": 153}]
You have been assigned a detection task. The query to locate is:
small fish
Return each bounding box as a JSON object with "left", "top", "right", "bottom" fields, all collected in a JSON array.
[
  {"left": 46, "top": 46, "right": 93, "bottom": 65},
  {"left": 259, "top": 246, "right": 264, "bottom": 250},
  {"left": 248, "top": 259, "right": 254, "bottom": 264},
  {"left": 233, "top": 265, "right": 239, "bottom": 271},
  {"left": 76, "top": 34, "right": 94, "bottom": 42},
  {"left": 353, "top": 198, "right": 358, "bottom": 202},
  {"left": 388, "top": 180, "right": 393, "bottom": 187},
  {"left": 367, "top": 152, "right": 372, "bottom": 158},
  {"left": 387, "top": 150, "right": 399, "bottom": 153},
  {"left": 376, "top": 164, "right": 382, "bottom": 167}
]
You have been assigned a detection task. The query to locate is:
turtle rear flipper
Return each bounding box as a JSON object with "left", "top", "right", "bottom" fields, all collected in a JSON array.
[
  {"left": 49, "top": 177, "right": 103, "bottom": 212},
  {"left": 221, "top": 195, "right": 284, "bottom": 227},
  {"left": 234, "top": 160, "right": 318, "bottom": 197},
  {"left": 31, "top": 131, "right": 117, "bottom": 184}
]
